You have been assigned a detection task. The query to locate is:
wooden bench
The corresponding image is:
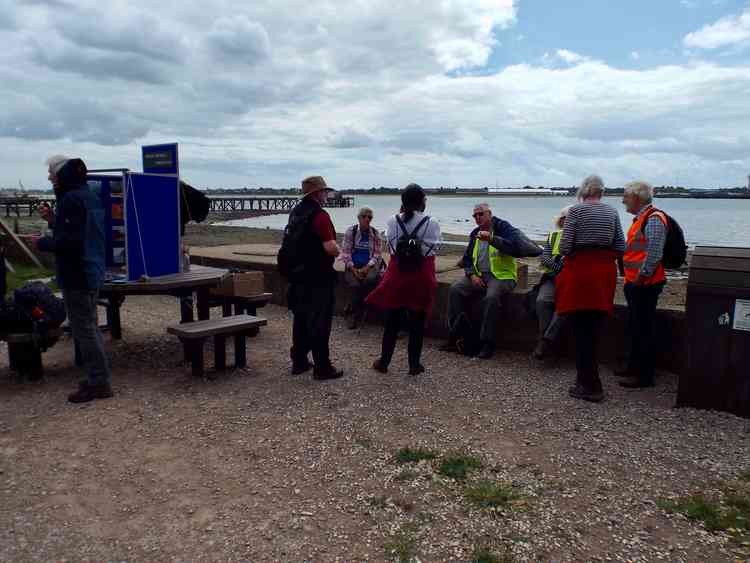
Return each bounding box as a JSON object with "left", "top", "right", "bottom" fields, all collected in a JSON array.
[
  {"left": 1, "top": 327, "right": 63, "bottom": 381},
  {"left": 167, "top": 315, "right": 267, "bottom": 378},
  {"left": 207, "top": 292, "right": 273, "bottom": 337}
]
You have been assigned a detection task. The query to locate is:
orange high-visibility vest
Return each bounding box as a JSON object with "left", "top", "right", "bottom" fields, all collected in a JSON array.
[{"left": 623, "top": 205, "right": 667, "bottom": 285}]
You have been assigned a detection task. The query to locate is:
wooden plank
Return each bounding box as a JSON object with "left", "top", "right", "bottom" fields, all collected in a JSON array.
[
  {"left": 690, "top": 255, "right": 750, "bottom": 272},
  {"left": 167, "top": 315, "right": 267, "bottom": 339},
  {"left": 0, "top": 216, "right": 43, "bottom": 268}
]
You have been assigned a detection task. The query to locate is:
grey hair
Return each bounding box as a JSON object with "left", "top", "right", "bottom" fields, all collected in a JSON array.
[
  {"left": 554, "top": 204, "right": 573, "bottom": 229},
  {"left": 46, "top": 154, "right": 70, "bottom": 176},
  {"left": 623, "top": 180, "right": 653, "bottom": 204},
  {"left": 576, "top": 174, "right": 605, "bottom": 200},
  {"left": 473, "top": 202, "right": 491, "bottom": 213},
  {"left": 358, "top": 206, "right": 374, "bottom": 217}
]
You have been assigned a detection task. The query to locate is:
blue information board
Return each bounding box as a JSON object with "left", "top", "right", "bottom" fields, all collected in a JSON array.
[
  {"left": 142, "top": 143, "right": 179, "bottom": 175},
  {"left": 125, "top": 173, "right": 181, "bottom": 281}
]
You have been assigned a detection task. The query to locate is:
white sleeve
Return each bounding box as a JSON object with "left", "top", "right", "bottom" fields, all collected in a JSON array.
[
  {"left": 385, "top": 217, "right": 399, "bottom": 253},
  {"left": 423, "top": 218, "right": 442, "bottom": 255}
]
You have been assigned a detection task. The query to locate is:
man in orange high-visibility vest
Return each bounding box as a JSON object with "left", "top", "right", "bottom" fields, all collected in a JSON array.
[{"left": 618, "top": 181, "right": 667, "bottom": 389}]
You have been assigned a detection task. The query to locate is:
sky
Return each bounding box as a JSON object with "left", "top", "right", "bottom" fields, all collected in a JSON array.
[{"left": 1, "top": 0, "right": 750, "bottom": 190}]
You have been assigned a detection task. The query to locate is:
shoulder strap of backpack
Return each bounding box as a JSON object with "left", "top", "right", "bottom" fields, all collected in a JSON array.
[
  {"left": 640, "top": 207, "right": 668, "bottom": 233},
  {"left": 409, "top": 216, "right": 430, "bottom": 238},
  {"left": 395, "top": 215, "right": 409, "bottom": 237},
  {"left": 352, "top": 224, "right": 358, "bottom": 241}
]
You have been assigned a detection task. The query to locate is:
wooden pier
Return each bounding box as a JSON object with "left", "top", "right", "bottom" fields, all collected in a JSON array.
[{"left": 0, "top": 194, "right": 354, "bottom": 218}]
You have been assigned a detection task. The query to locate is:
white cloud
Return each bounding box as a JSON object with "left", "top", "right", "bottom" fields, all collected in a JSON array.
[
  {"left": 630, "top": 51, "right": 640, "bottom": 60},
  {"left": 0, "top": 0, "right": 749, "bottom": 190},
  {"left": 684, "top": 7, "right": 750, "bottom": 49}
]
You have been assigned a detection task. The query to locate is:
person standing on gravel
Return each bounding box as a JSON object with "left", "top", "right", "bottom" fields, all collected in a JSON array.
[
  {"left": 555, "top": 175, "right": 625, "bottom": 403},
  {"left": 281, "top": 176, "right": 344, "bottom": 381},
  {"left": 36, "top": 156, "right": 111, "bottom": 403},
  {"left": 617, "top": 181, "right": 667, "bottom": 389}
]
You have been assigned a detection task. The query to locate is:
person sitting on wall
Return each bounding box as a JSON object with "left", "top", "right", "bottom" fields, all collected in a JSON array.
[
  {"left": 36, "top": 156, "right": 112, "bottom": 403},
  {"left": 532, "top": 205, "right": 572, "bottom": 360},
  {"left": 617, "top": 181, "right": 668, "bottom": 389},
  {"left": 441, "top": 203, "right": 520, "bottom": 360},
  {"left": 338, "top": 206, "right": 384, "bottom": 329}
]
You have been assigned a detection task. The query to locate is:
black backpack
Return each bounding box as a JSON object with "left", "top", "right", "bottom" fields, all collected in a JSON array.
[
  {"left": 277, "top": 206, "right": 319, "bottom": 280},
  {"left": 642, "top": 209, "right": 688, "bottom": 269},
  {"left": 394, "top": 215, "right": 431, "bottom": 272},
  {"left": 12, "top": 282, "right": 67, "bottom": 327}
]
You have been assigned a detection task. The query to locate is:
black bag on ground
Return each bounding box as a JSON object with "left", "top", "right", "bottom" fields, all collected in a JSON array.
[
  {"left": 643, "top": 209, "right": 688, "bottom": 269},
  {"left": 277, "top": 206, "right": 318, "bottom": 280},
  {"left": 12, "top": 282, "right": 66, "bottom": 328},
  {"left": 394, "top": 215, "right": 431, "bottom": 272},
  {"left": 452, "top": 312, "right": 481, "bottom": 357}
]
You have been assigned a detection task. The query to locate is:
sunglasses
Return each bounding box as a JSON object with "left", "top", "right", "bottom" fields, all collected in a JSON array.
[
  {"left": 360, "top": 215, "right": 373, "bottom": 219},
  {"left": 472, "top": 212, "right": 486, "bottom": 218}
]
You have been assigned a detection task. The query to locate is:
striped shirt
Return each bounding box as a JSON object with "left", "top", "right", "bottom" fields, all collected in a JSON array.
[{"left": 559, "top": 201, "right": 625, "bottom": 256}]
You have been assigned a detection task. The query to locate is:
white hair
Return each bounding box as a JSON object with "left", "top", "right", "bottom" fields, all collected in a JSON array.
[
  {"left": 576, "top": 174, "right": 605, "bottom": 200},
  {"left": 623, "top": 180, "right": 654, "bottom": 204},
  {"left": 358, "top": 206, "right": 373, "bottom": 217},
  {"left": 473, "top": 202, "right": 491, "bottom": 213},
  {"left": 46, "top": 154, "right": 70, "bottom": 176},
  {"left": 554, "top": 204, "right": 573, "bottom": 229}
]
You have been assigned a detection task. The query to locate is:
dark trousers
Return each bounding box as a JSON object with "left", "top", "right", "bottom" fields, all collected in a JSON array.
[
  {"left": 624, "top": 282, "right": 664, "bottom": 384},
  {"left": 379, "top": 308, "right": 426, "bottom": 369},
  {"left": 289, "top": 283, "right": 335, "bottom": 369},
  {"left": 572, "top": 311, "right": 605, "bottom": 392}
]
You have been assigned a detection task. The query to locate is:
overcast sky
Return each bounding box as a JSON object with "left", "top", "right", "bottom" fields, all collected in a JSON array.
[{"left": 1, "top": 0, "right": 750, "bottom": 190}]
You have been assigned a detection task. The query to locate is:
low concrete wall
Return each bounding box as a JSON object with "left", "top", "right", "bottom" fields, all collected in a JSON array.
[{"left": 191, "top": 253, "right": 688, "bottom": 376}]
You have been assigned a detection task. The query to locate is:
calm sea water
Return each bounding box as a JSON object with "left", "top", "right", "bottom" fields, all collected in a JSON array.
[{"left": 223, "top": 195, "right": 750, "bottom": 248}]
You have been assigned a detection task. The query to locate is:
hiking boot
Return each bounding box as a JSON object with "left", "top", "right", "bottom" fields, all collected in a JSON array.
[
  {"left": 568, "top": 384, "right": 604, "bottom": 403},
  {"left": 68, "top": 383, "right": 113, "bottom": 404},
  {"left": 313, "top": 366, "right": 344, "bottom": 381},
  {"left": 478, "top": 343, "right": 495, "bottom": 360},
  {"left": 348, "top": 316, "right": 359, "bottom": 330},
  {"left": 291, "top": 360, "right": 314, "bottom": 376},
  {"left": 619, "top": 377, "right": 654, "bottom": 389},
  {"left": 408, "top": 364, "right": 425, "bottom": 376},
  {"left": 439, "top": 339, "right": 459, "bottom": 353},
  {"left": 372, "top": 359, "right": 388, "bottom": 374}
]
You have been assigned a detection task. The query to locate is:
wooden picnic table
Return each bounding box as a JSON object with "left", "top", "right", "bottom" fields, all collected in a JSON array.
[{"left": 99, "top": 265, "right": 228, "bottom": 339}]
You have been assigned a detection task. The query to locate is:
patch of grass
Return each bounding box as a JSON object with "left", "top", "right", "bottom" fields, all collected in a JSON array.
[
  {"left": 5, "top": 265, "right": 56, "bottom": 294},
  {"left": 383, "top": 522, "right": 419, "bottom": 563},
  {"left": 394, "top": 469, "right": 419, "bottom": 482},
  {"left": 368, "top": 495, "right": 388, "bottom": 509},
  {"left": 464, "top": 481, "right": 518, "bottom": 509},
  {"left": 471, "top": 545, "right": 515, "bottom": 563},
  {"left": 437, "top": 454, "right": 482, "bottom": 480},
  {"left": 658, "top": 494, "right": 750, "bottom": 534},
  {"left": 738, "top": 471, "right": 750, "bottom": 483},
  {"left": 394, "top": 447, "right": 437, "bottom": 464}
]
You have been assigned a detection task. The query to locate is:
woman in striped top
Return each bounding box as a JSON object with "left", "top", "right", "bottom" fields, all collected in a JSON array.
[{"left": 555, "top": 175, "right": 625, "bottom": 403}]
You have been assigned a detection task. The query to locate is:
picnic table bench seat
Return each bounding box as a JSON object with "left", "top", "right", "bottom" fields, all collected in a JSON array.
[{"left": 167, "top": 315, "right": 267, "bottom": 378}]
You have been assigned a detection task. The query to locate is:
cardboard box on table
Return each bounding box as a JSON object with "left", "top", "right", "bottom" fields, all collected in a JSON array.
[{"left": 210, "top": 272, "right": 265, "bottom": 297}]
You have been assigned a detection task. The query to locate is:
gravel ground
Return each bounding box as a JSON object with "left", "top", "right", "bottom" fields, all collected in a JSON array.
[{"left": 1, "top": 296, "right": 747, "bottom": 562}]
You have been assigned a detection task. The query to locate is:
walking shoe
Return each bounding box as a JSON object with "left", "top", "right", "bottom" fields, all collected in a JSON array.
[
  {"left": 291, "top": 360, "right": 314, "bottom": 375},
  {"left": 313, "top": 366, "right": 344, "bottom": 381},
  {"left": 68, "top": 383, "right": 113, "bottom": 404},
  {"left": 478, "top": 343, "right": 495, "bottom": 360},
  {"left": 372, "top": 359, "right": 388, "bottom": 374},
  {"left": 408, "top": 364, "right": 425, "bottom": 376},
  {"left": 348, "top": 316, "right": 359, "bottom": 330},
  {"left": 568, "top": 385, "right": 604, "bottom": 403},
  {"left": 439, "top": 339, "right": 459, "bottom": 353},
  {"left": 619, "top": 377, "right": 654, "bottom": 389}
]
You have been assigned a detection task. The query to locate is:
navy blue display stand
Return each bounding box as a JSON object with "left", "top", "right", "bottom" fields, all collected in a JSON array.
[{"left": 124, "top": 173, "right": 181, "bottom": 281}]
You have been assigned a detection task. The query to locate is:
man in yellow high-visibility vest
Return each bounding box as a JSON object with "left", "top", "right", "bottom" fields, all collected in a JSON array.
[{"left": 441, "top": 203, "right": 518, "bottom": 359}]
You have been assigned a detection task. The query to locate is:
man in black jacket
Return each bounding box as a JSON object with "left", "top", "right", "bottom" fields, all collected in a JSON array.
[
  {"left": 442, "top": 203, "right": 520, "bottom": 359},
  {"left": 284, "top": 176, "right": 344, "bottom": 381},
  {"left": 37, "top": 156, "right": 111, "bottom": 403}
]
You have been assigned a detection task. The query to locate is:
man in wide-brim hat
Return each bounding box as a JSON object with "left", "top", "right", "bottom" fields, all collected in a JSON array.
[{"left": 282, "top": 175, "right": 344, "bottom": 380}]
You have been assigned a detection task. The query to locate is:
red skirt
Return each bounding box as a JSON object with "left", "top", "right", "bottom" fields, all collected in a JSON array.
[
  {"left": 555, "top": 249, "right": 619, "bottom": 315},
  {"left": 365, "top": 255, "right": 437, "bottom": 315}
]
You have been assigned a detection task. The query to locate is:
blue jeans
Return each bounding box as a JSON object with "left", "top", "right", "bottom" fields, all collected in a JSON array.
[{"left": 63, "top": 289, "right": 111, "bottom": 386}]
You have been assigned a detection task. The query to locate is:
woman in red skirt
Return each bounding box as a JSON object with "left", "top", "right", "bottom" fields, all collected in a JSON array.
[
  {"left": 365, "top": 184, "right": 442, "bottom": 375},
  {"left": 556, "top": 175, "right": 625, "bottom": 402}
]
